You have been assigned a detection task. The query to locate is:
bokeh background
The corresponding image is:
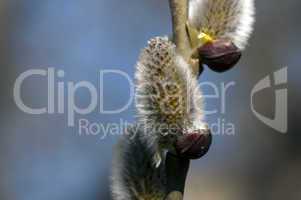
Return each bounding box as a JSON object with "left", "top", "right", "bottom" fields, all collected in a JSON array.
[{"left": 0, "top": 0, "right": 300, "bottom": 199}]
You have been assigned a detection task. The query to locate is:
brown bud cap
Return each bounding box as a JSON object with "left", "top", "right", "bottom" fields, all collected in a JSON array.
[
  {"left": 175, "top": 129, "right": 212, "bottom": 160},
  {"left": 198, "top": 39, "right": 242, "bottom": 73}
]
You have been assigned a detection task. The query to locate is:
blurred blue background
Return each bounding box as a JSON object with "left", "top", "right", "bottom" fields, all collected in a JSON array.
[{"left": 0, "top": 0, "right": 300, "bottom": 199}]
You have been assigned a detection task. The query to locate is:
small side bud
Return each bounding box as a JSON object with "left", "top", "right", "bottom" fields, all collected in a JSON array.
[
  {"left": 198, "top": 39, "right": 242, "bottom": 73},
  {"left": 175, "top": 129, "right": 212, "bottom": 159}
]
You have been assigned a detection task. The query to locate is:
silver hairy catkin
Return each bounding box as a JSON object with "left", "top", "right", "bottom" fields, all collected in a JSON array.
[
  {"left": 189, "top": 0, "right": 255, "bottom": 49},
  {"left": 135, "top": 37, "right": 205, "bottom": 167},
  {"left": 111, "top": 37, "right": 205, "bottom": 200},
  {"left": 111, "top": 126, "right": 166, "bottom": 200}
]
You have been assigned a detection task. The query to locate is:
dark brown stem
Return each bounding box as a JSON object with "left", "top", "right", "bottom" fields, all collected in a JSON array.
[{"left": 164, "top": 153, "right": 190, "bottom": 200}]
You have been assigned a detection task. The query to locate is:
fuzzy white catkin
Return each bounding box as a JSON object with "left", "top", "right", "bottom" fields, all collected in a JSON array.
[
  {"left": 189, "top": 0, "right": 255, "bottom": 49},
  {"left": 135, "top": 37, "right": 205, "bottom": 129},
  {"left": 135, "top": 37, "right": 205, "bottom": 163},
  {"left": 111, "top": 37, "right": 206, "bottom": 200}
]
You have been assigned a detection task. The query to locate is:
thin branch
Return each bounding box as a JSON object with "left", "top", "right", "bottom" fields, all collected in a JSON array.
[
  {"left": 164, "top": 1, "right": 206, "bottom": 199},
  {"left": 165, "top": 1, "right": 192, "bottom": 199},
  {"left": 169, "top": 0, "right": 191, "bottom": 60},
  {"left": 169, "top": 0, "right": 200, "bottom": 76}
]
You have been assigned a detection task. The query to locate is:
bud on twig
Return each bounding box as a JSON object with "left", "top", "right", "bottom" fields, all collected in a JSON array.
[
  {"left": 175, "top": 129, "right": 212, "bottom": 159},
  {"left": 198, "top": 39, "right": 242, "bottom": 72}
]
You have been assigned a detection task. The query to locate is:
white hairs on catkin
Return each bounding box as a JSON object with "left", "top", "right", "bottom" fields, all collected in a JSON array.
[
  {"left": 135, "top": 37, "right": 205, "bottom": 157},
  {"left": 189, "top": 0, "right": 255, "bottom": 49},
  {"left": 112, "top": 37, "right": 206, "bottom": 200}
]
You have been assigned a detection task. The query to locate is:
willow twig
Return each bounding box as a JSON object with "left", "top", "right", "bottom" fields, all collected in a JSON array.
[
  {"left": 166, "top": 2, "right": 192, "bottom": 199},
  {"left": 169, "top": 0, "right": 190, "bottom": 60},
  {"left": 169, "top": 0, "right": 200, "bottom": 76}
]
